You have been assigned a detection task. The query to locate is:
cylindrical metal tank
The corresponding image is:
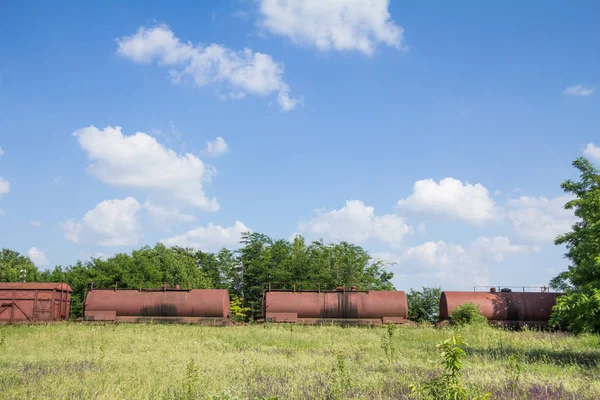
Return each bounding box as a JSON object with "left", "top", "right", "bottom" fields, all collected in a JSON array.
[
  {"left": 84, "top": 288, "right": 229, "bottom": 321},
  {"left": 439, "top": 291, "right": 561, "bottom": 322},
  {"left": 263, "top": 290, "right": 408, "bottom": 323}
]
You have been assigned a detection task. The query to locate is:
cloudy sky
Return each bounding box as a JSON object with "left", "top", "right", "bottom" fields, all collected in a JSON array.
[{"left": 1, "top": 1, "right": 598, "bottom": 290}]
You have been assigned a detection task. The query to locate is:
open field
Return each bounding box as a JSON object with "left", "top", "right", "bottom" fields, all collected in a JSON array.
[{"left": 0, "top": 323, "right": 599, "bottom": 399}]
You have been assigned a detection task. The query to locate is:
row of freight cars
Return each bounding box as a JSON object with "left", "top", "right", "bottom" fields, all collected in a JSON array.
[{"left": 0, "top": 282, "right": 561, "bottom": 326}]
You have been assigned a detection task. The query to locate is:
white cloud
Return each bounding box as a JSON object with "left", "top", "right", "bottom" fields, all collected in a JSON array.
[
  {"left": 584, "top": 143, "right": 600, "bottom": 161},
  {"left": 507, "top": 195, "right": 577, "bottom": 243},
  {"left": 62, "top": 197, "right": 143, "bottom": 247},
  {"left": 562, "top": 84, "right": 595, "bottom": 96},
  {"left": 298, "top": 200, "right": 412, "bottom": 245},
  {"left": 0, "top": 147, "right": 4, "bottom": 157},
  {"left": 203, "top": 137, "right": 229, "bottom": 157},
  {"left": 161, "top": 221, "right": 250, "bottom": 252},
  {"left": 27, "top": 247, "right": 49, "bottom": 267},
  {"left": 258, "top": 0, "right": 404, "bottom": 55},
  {"left": 0, "top": 209, "right": 4, "bottom": 216},
  {"left": 74, "top": 126, "right": 218, "bottom": 210},
  {"left": 396, "top": 177, "right": 498, "bottom": 225},
  {"left": 144, "top": 201, "right": 196, "bottom": 224},
  {"left": 376, "top": 236, "right": 535, "bottom": 287},
  {"left": 0, "top": 177, "right": 9, "bottom": 195},
  {"left": 117, "top": 24, "right": 300, "bottom": 111},
  {"left": 29, "top": 221, "right": 41, "bottom": 228}
]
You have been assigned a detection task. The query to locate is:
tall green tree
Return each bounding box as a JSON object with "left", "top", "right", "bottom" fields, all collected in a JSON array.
[
  {"left": 550, "top": 157, "right": 600, "bottom": 333},
  {"left": 407, "top": 287, "right": 442, "bottom": 323},
  {"left": 0, "top": 249, "right": 40, "bottom": 282}
]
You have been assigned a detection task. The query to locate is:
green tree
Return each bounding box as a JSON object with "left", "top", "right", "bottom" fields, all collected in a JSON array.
[
  {"left": 407, "top": 287, "right": 442, "bottom": 323},
  {"left": 550, "top": 157, "right": 600, "bottom": 333},
  {"left": 0, "top": 249, "right": 40, "bottom": 282}
]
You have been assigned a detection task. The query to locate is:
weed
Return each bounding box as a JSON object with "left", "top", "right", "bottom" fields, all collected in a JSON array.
[
  {"left": 506, "top": 353, "right": 522, "bottom": 397},
  {"left": 410, "top": 335, "right": 491, "bottom": 400},
  {"left": 380, "top": 321, "right": 396, "bottom": 363},
  {"left": 184, "top": 358, "right": 199, "bottom": 399},
  {"left": 331, "top": 350, "right": 351, "bottom": 399}
]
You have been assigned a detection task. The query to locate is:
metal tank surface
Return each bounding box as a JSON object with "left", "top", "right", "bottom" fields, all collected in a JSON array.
[
  {"left": 439, "top": 291, "right": 562, "bottom": 325},
  {"left": 263, "top": 289, "right": 409, "bottom": 325},
  {"left": 84, "top": 287, "right": 230, "bottom": 325},
  {"left": 0, "top": 282, "right": 72, "bottom": 323}
]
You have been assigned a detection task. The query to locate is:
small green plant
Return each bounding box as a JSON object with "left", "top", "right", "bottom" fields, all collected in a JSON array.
[
  {"left": 229, "top": 295, "right": 251, "bottom": 323},
  {"left": 380, "top": 321, "right": 396, "bottom": 362},
  {"left": 98, "top": 343, "right": 106, "bottom": 362},
  {"left": 184, "top": 358, "right": 199, "bottom": 399},
  {"left": 505, "top": 354, "right": 522, "bottom": 397},
  {"left": 449, "top": 303, "right": 487, "bottom": 326},
  {"left": 410, "top": 335, "right": 490, "bottom": 400},
  {"left": 331, "top": 350, "right": 351, "bottom": 400}
]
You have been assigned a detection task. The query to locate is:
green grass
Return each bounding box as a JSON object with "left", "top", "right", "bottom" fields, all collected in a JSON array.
[{"left": 0, "top": 323, "right": 599, "bottom": 399}]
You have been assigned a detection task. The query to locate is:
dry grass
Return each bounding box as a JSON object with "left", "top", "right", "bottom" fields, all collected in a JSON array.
[{"left": 0, "top": 323, "right": 599, "bottom": 399}]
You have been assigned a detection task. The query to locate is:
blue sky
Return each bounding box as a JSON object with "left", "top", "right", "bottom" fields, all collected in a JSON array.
[{"left": 1, "top": 0, "right": 599, "bottom": 290}]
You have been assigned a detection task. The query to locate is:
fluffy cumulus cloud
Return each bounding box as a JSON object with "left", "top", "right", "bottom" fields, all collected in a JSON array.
[
  {"left": 117, "top": 24, "right": 300, "bottom": 111},
  {"left": 27, "top": 247, "right": 49, "bottom": 267},
  {"left": 507, "top": 195, "right": 577, "bottom": 243},
  {"left": 584, "top": 143, "right": 600, "bottom": 161},
  {"left": 74, "top": 126, "right": 218, "bottom": 210},
  {"left": 376, "top": 236, "right": 535, "bottom": 287},
  {"left": 258, "top": 0, "right": 403, "bottom": 55},
  {"left": 396, "top": 177, "right": 497, "bottom": 225},
  {"left": 298, "top": 200, "right": 412, "bottom": 245},
  {"left": 161, "top": 221, "right": 250, "bottom": 252},
  {"left": 203, "top": 137, "right": 229, "bottom": 157},
  {"left": 562, "top": 84, "right": 595, "bottom": 96},
  {"left": 144, "top": 201, "right": 196, "bottom": 224},
  {"left": 62, "top": 197, "right": 143, "bottom": 247}
]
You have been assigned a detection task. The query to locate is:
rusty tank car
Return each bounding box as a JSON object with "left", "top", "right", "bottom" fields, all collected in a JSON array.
[
  {"left": 0, "top": 282, "right": 72, "bottom": 323},
  {"left": 439, "top": 290, "right": 561, "bottom": 326},
  {"left": 84, "top": 286, "right": 231, "bottom": 325},
  {"left": 263, "top": 287, "right": 409, "bottom": 325}
]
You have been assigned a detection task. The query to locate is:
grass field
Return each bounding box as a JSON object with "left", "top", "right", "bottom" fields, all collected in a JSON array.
[{"left": 0, "top": 323, "right": 599, "bottom": 399}]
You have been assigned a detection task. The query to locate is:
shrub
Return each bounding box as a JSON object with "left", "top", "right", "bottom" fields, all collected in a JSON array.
[{"left": 449, "top": 303, "right": 487, "bottom": 326}]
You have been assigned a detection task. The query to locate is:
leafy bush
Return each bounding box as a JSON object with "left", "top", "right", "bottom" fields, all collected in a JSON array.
[
  {"left": 449, "top": 303, "right": 487, "bottom": 326},
  {"left": 410, "top": 335, "right": 490, "bottom": 400},
  {"left": 407, "top": 287, "right": 441, "bottom": 323},
  {"left": 549, "top": 289, "right": 600, "bottom": 333}
]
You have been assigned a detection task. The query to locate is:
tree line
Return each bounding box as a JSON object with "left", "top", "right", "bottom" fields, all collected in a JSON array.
[{"left": 0, "top": 233, "right": 394, "bottom": 318}]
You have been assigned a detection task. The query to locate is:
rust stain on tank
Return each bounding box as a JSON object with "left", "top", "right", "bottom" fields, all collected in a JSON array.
[{"left": 439, "top": 291, "right": 562, "bottom": 323}]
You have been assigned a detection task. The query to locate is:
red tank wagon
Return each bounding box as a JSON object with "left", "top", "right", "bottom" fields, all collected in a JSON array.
[
  {"left": 0, "top": 282, "right": 72, "bottom": 323},
  {"left": 440, "top": 290, "right": 561, "bottom": 326},
  {"left": 263, "top": 288, "right": 409, "bottom": 325},
  {"left": 83, "top": 287, "right": 230, "bottom": 325}
]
